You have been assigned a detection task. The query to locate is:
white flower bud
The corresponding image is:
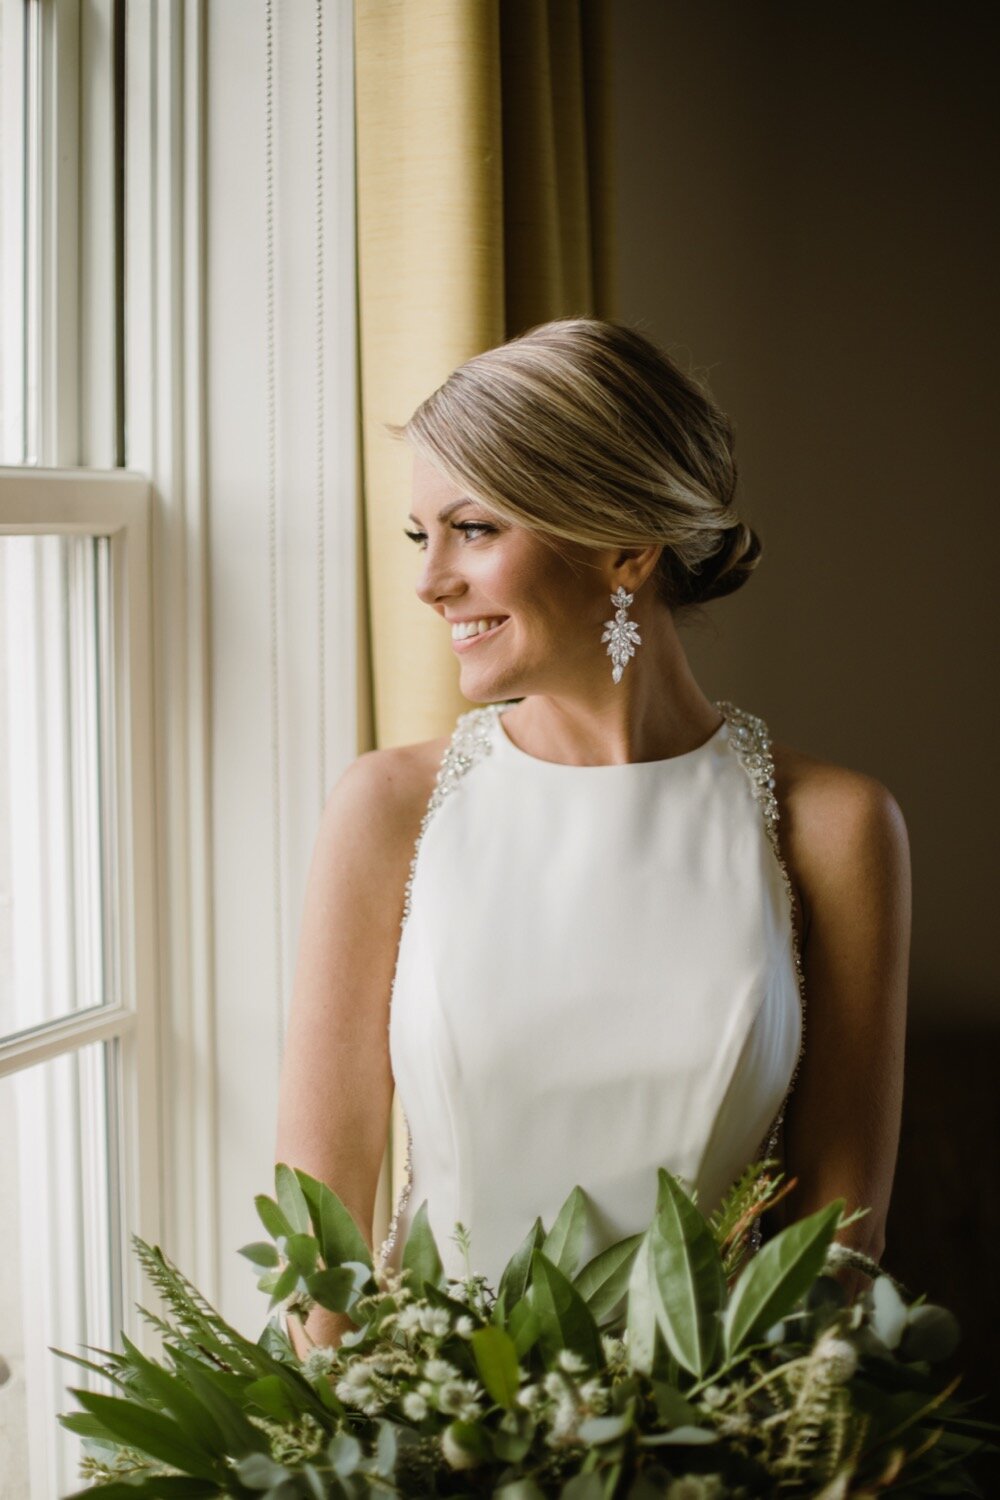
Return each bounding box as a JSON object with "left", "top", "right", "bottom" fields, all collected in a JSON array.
[
  {"left": 441, "top": 1424, "right": 482, "bottom": 1470},
  {"left": 402, "top": 1391, "right": 428, "bottom": 1421}
]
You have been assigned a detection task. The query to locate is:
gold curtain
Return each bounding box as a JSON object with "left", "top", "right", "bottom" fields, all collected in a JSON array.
[
  {"left": 355, "top": 0, "right": 617, "bottom": 1246},
  {"left": 355, "top": 0, "right": 617, "bottom": 752}
]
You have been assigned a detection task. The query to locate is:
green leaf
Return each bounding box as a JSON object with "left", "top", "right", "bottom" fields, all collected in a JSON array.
[
  {"left": 306, "top": 1266, "right": 358, "bottom": 1312},
  {"left": 444, "top": 1418, "right": 491, "bottom": 1463},
  {"left": 495, "top": 1483, "right": 548, "bottom": 1500},
  {"left": 637, "top": 1425, "right": 719, "bottom": 1445},
  {"left": 294, "top": 1167, "right": 373, "bottom": 1270},
  {"left": 169, "top": 1350, "right": 271, "bottom": 1454},
  {"left": 62, "top": 1483, "right": 220, "bottom": 1499},
  {"left": 646, "top": 1170, "right": 727, "bottom": 1377},
  {"left": 267, "top": 1262, "right": 301, "bottom": 1308},
  {"left": 245, "top": 1374, "right": 301, "bottom": 1423},
  {"left": 723, "top": 1198, "right": 844, "bottom": 1359},
  {"left": 283, "top": 1232, "right": 320, "bottom": 1277},
  {"left": 401, "top": 1200, "right": 444, "bottom": 1293},
  {"left": 328, "top": 1431, "right": 362, "bottom": 1476},
  {"left": 573, "top": 1232, "right": 643, "bottom": 1324},
  {"left": 527, "top": 1249, "right": 603, "bottom": 1371},
  {"left": 508, "top": 1296, "right": 542, "bottom": 1359},
  {"left": 560, "top": 1475, "right": 604, "bottom": 1498},
  {"left": 542, "top": 1186, "right": 589, "bottom": 1279},
  {"left": 239, "top": 1240, "right": 280, "bottom": 1269},
  {"left": 470, "top": 1324, "right": 521, "bottom": 1408},
  {"left": 275, "top": 1163, "right": 312, "bottom": 1233},
  {"left": 625, "top": 1230, "right": 657, "bottom": 1376},
  {"left": 117, "top": 1333, "right": 229, "bottom": 1452},
  {"left": 649, "top": 1381, "right": 700, "bottom": 1428},
  {"left": 576, "top": 1403, "right": 635, "bottom": 1445},
  {"left": 67, "top": 1389, "right": 223, "bottom": 1481},
  {"left": 255, "top": 1193, "right": 294, "bottom": 1241},
  {"left": 498, "top": 1216, "right": 545, "bottom": 1310}
]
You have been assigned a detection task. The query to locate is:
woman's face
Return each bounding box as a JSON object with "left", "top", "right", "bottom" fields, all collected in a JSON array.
[{"left": 405, "top": 451, "right": 611, "bottom": 700}]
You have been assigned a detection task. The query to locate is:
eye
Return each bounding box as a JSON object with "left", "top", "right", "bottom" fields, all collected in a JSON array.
[{"left": 403, "top": 521, "right": 497, "bottom": 550}]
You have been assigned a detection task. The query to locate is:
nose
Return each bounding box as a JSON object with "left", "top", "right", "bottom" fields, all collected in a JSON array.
[{"left": 414, "top": 548, "right": 465, "bottom": 611}]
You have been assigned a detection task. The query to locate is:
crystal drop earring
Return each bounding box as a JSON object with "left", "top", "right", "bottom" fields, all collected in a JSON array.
[{"left": 601, "top": 584, "right": 642, "bottom": 684}]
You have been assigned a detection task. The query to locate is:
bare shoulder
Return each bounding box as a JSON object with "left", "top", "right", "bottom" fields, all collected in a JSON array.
[
  {"left": 330, "top": 732, "right": 451, "bottom": 854},
  {"left": 769, "top": 739, "right": 911, "bottom": 943}
]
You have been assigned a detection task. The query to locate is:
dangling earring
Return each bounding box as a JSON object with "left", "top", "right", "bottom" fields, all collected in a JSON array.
[{"left": 601, "top": 584, "right": 642, "bottom": 684}]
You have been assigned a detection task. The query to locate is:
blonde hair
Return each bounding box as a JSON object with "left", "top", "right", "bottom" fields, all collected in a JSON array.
[{"left": 390, "top": 317, "right": 761, "bottom": 612}]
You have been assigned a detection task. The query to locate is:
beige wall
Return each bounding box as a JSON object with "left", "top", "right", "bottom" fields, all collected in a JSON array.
[{"left": 613, "top": 2, "right": 998, "bottom": 1028}]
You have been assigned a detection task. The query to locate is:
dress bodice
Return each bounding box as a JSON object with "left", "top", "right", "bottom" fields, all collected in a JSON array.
[{"left": 377, "top": 700, "right": 805, "bottom": 1290}]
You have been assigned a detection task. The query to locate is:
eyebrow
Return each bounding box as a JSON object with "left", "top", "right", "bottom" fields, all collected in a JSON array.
[{"left": 407, "top": 497, "right": 473, "bottom": 526}]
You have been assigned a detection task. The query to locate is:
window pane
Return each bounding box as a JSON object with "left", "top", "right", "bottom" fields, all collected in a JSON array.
[
  {"left": 0, "top": 1038, "right": 121, "bottom": 1498},
  {"left": 0, "top": 0, "right": 27, "bottom": 463},
  {"left": 0, "top": 535, "right": 117, "bottom": 1040}
]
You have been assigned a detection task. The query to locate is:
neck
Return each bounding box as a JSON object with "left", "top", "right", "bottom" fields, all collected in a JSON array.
[{"left": 499, "top": 606, "right": 722, "bottom": 767}]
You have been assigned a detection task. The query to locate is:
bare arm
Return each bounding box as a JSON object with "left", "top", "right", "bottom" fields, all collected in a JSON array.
[
  {"left": 275, "top": 746, "right": 424, "bottom": 1354},
  {"left": 768, "top": 761, "right": 912, "bottom": 1303}
]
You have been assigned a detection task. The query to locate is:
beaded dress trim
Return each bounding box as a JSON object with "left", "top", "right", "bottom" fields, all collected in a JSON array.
[{"left": 374, "top": 699, "right": 806, "bottom": 1272}]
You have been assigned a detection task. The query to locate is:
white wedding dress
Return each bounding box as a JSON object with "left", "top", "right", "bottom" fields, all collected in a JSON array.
[{"left": 377, "top": 699, "right": 805, "bottom": 1290}]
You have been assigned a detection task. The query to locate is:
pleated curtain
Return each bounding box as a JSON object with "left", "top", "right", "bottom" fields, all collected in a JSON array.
[
  {"left": 354, "top": 0, "right": 617, "bottom": 1244},
  {"left": 355, "top": 0, "right": 617, "bottom": 750}
]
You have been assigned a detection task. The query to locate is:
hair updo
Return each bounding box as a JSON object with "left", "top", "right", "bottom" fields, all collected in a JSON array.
[{"left": 390, "top": 317, "right": 762, "bottom": 613}]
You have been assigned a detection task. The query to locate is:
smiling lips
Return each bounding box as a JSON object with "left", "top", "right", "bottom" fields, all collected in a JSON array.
[{"left": 451, "top": 617, "right": 509, "bottom": 652}]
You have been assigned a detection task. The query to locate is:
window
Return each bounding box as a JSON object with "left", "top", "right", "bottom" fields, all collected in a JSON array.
[
  {"left": 0, "top": 1, "right": 154, "bottom": 1493},
  {"left": 0, "top": 472, "right": 159, "bottom": 1497}
]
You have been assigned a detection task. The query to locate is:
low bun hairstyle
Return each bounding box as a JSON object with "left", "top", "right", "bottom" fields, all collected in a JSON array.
[{"left": 390, "top": 317, "right": 762, "bottom": 613}]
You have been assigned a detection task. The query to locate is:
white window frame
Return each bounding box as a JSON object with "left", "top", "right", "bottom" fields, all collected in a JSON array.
[{"left": 0, "top": 467, "right": 161, "bottom": 1349}]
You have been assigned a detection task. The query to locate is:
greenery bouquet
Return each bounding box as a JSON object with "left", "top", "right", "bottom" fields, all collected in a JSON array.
[{"left": 58, "top": 1159, "right": 999, "bottom": 1498}]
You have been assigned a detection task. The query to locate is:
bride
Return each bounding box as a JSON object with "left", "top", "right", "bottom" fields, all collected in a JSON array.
[{"left": 275, "top": 317, "right": 911, "bottom": 1356}]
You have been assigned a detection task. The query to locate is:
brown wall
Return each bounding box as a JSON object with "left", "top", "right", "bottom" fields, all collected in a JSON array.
[{"left": 612, "top": 1, "right": 998, "bottom": 1030}]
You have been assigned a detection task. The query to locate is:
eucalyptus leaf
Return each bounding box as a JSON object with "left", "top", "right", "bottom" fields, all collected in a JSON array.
[
  {"left": 572, "top": 1231, "right": 643, "bottom": 1324},
  {"left": 527, "top": 1249, "right": 603, "bottom": 1371},
  {"left": 239, "top": 1240, "right": 280, "bottom": 1269},
  {"left": 542, "top": 1185, "right": 589, "bottom": 1278},
  {"left": 275, "top": 1163, "right": 312, "bottom": 1234},
  {"left": 328, "top": 1431, "right": 362, "bottom": 1476},
  {"left": 401, "top": 1199, "right": 444, "bottom": 1293},
  {"left": 236, "top": 1451, "right": 294, "bottom": 1490},
  {"left": 870, "top": 1273, "right": 909, "bottom": 1350},
  {"left": 723, "top": 1199, "right": 844, "bottom": 1359},
  {"left": 295, "top": 1167, "right": 374, "bottom": 1270},
  {"left": 637, "top": 1424, "right": 720, "bottom": 1445},
  {"left": 307, "top": 1265, "right": 358, "bottom": 1312},
  {"left": 284, "top": 1232, "right": 320, "bottom": 1277},
  {"left": 470, "top": 1324, "right": 521, "bottom": 1408},
  {"left": 576, "top": 1404, "right": 635, "bottom": 1444},
  {"left": 494, "top": 1483, "right": 547, "bottom": 1500},
  {"left": 647, "top": 1169, "right": 727, "bottom": 1377},
  {"left": 559, "top": 1474, "right": 604, "bottom": 1498},
  {"left": 255, "top": 1193, "right": 294, "bottom": 1242}
]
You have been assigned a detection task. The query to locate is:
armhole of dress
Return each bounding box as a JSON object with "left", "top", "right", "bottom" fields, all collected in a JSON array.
[
  {"left": 716, "top": 700, "right": 807, "bottom": 1256},
  {"left": 374, "top": 704, "right": 503, "bottom": 1274}
]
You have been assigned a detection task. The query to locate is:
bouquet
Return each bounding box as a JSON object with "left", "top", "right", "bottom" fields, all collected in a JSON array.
[{"left": 57, "top": 1158, "right": 1000, "bottom": 1497}]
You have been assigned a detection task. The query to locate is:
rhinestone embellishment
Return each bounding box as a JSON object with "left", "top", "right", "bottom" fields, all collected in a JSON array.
[
  {"left": 715, "top": 700, "right": 808, "bottom": 1256},
  {"left": 375, "top": 702, "right": 506, "bottom": 1272}
]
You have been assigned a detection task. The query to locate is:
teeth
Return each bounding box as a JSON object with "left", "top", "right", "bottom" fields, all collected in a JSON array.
[{"left": 452, "top": 617, "right": 506, "bottom": 640}]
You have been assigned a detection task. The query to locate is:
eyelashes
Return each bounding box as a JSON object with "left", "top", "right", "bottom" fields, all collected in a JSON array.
[{"left": 404, "top": 522, "right": 497, "bottom": 550}]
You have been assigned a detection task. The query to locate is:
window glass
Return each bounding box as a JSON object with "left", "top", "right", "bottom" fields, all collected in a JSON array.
[
  {"left": 0, "top": 535, "right": 117, "bottom": 1040},
  {"left": 0, "top": 1038, "right": 120, "bottom": 1498}
]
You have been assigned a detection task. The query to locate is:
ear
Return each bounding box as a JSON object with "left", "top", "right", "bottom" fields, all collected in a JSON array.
[{"left": 606, "top": 542, "right": 664, "bottom": 596}]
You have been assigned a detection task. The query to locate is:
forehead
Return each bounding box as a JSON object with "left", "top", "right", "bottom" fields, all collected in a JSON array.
[{"left": 410, "top": 451, "right": 467, "bottom": 506}]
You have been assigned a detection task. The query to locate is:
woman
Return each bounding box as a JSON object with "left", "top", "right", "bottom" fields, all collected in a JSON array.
[{"left": 276, "top": 317, "right": 911, "bottom": 1354}]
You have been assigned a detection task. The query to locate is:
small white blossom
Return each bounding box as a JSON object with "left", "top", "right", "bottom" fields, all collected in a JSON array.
[
  {"left": 437, "top": 1380, "right": 469, "bottom": 1414},
  {"left": 396, "top": 1305, "right": 422, "bottom": 1333},
  {"left": 601, "top": 1333, "right": 626, "bottom": 1364},
  {"left": 665, "top": 1477, "right": 725, "bottom": 1500},
  {"left": 557, "top": 1348, "right": 587, "bottom": 1374},
  {"left": 402, "top": 1391, "right": 428, "bottom": 1421},
  {"left": 516, "top": 1383, "right": 542, "bottom": 1410},
  {"left": 699, "top": 1384, "right": 728, "bottom": 1410},
  {"left": 815, "top": 1334, "right": 859, "bottom": 1384},
  {"left": 543, "top": 1370, "right": 565, "bottom": 1397},
  {"left": 424, "top": 1357, "right": 459, "bottom": 1383},
  {"left": 418, "top": 1306, "right": 451, "bottom": 1337},
  {"left": 454, "top": 1315, "right": 475, "bottom": 1338},
  {"left": 301, "top": 1346, "right": 337, "bottom": 1379}
]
